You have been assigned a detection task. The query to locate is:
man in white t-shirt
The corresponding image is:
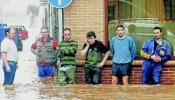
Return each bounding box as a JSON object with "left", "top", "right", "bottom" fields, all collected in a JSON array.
[{"left": 1, "top": 27, "right": 18, "bottom": 86}]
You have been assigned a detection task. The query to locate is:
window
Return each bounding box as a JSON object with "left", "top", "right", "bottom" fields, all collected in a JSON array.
[
  {"left": 107, "top": 0, "right": 175, "bottom": 55},
  {"left": 164, "top": 0, "right": 175, "bottom": 19}
]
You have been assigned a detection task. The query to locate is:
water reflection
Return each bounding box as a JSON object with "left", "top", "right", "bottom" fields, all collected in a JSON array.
[
  {"left": 1, "top": 84, "right": 175, "bottom": 100},
  {"left": 3, "top": 85, "right": 17, "bottom": 99}
]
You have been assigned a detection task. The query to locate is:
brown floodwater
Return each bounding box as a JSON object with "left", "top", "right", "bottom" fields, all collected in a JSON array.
[{"left": 1, "top": 84, "right": 175, "bottom": 100}]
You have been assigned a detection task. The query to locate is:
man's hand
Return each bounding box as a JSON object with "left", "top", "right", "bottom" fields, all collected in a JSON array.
[
  {"left": 151, "top": 55, "right": 158, "bottom": 62},
  {"left": 80, "top": 40, "right": 90, "bottom": 56},
  {"left": 6, "top": 64, "right": 11, "bottom": 72},
  {"left": 151, "top": 55, "right": 161, "bottom": 62},
  {"left": 156, "top": 56, "right": 161, "bottom": 62},
  {"left": 86, "top": 40, "right": 90, "bottom": 47},
  {"left": 97, "top": 62, "right": 104, "bottom": 68}
]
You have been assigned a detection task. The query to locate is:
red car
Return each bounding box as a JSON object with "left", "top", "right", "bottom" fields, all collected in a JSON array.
[{"left": 10, "top": 25, "right": 28, "bottom": 40}]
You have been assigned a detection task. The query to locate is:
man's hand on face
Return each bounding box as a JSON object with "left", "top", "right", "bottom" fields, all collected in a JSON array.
[{"left": 86, "top": 40, "right": 90, "bottom": 46}]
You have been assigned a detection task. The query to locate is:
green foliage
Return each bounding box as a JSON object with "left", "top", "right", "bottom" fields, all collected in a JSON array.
[{"left": 161, "top": 22, "right": 175, "bottom": 35}]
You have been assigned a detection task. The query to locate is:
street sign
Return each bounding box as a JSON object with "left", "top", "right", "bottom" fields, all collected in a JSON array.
[
  {"left": 48, "top": 0, "right": 72, "bottom": 41},
  {"left": 48, "top": 0, "right": 72, "bottom": 8}
]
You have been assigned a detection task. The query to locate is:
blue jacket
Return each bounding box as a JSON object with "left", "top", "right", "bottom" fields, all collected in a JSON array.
[
  {"left": 140, "top": 38, "right": 171, "bottom": 62},
  {"left": 140, "top": 39, "right": 171, "bottom": 71}
]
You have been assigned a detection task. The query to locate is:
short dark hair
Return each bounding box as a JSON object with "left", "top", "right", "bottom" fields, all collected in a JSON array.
[
  {"left": 153, "top": 27, "right": 162, "bottom": 33},
  {"left": 5, "top": 27, "right": 15, "bottom": 36},
  {"left": 64, "top": 28, "right": 71, "bottom": 32},
  {"left": 116, "top": 25, "right": 124, "bottom": 30},
  {"left": 86, "top": 31, "right": 96, "bottom": 38}
]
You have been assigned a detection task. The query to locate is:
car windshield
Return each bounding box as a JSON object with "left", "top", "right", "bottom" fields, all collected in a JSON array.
[{"left": 18, "top": 26, "right": 26, "bottom": 31}]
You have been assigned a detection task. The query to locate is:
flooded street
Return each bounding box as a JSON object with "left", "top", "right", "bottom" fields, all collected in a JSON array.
[
  {"left": 1, "top": 0, "right": 175, "bottom": 100},
  {"left": 1, "top": 83, "right": 175, "bottom": 100}
]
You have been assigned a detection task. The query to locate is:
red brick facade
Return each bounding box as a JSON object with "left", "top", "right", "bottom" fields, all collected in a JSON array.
[{"left": 76, "top": 59, "right": 175, "bottom": 84}]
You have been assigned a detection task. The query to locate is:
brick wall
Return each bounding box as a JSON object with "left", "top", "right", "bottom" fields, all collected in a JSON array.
[
  {"left": 76, "top": 59, "right": 175, "bottom": 84},
  {"left": 64, "top": 0, "right": 105, "bottom": 51}
]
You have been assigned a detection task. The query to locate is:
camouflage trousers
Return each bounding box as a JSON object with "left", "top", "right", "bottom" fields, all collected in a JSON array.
[{"left": 55, "top": 65, "right": 76, "bottom": 86}]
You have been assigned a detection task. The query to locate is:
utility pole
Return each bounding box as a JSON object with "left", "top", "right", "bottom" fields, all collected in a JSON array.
[{"left": 48, "top": 0, "right": 72, "bottom": 41}]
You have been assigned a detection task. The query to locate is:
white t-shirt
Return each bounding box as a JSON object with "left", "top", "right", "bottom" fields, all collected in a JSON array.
[{"left": 1, "top": 37, "right": 18, "bottom": 62}]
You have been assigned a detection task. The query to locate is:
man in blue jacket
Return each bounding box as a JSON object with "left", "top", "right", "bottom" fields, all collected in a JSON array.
[{"left": 140, "top": 27, "right": 171, "bottom": 85}]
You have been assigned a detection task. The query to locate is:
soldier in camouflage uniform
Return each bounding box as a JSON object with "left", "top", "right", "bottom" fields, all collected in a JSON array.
[
  {"left": 81, "top": 31, "right": 110, "bottom": 84},
  {"left": 55, "top": 28, "right": 78, "bottom": 86}
]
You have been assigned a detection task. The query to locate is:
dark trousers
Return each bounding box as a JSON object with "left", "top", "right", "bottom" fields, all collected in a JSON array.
[{"left": 84, "top": 67, "right": 102, "bottom": 84}]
